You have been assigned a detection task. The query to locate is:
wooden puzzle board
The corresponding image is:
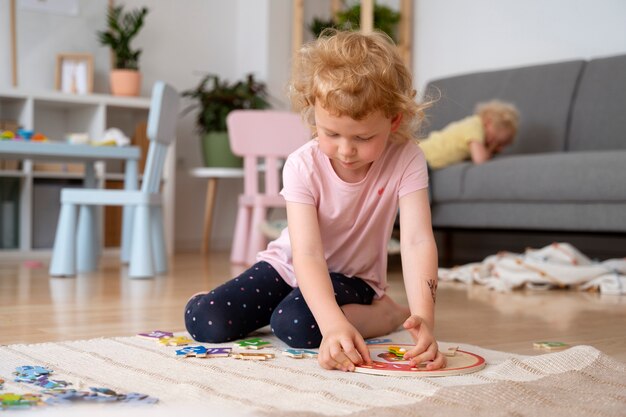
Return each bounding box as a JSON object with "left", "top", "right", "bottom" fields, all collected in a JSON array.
[{"left": 355, "top": 344, "right": 486, "bottom": 377}]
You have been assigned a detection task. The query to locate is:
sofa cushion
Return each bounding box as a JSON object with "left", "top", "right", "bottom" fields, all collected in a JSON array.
[
  {"left": 430, "top": 162, "right": 469, "bottom": 202},
  {"left": 431, "top": 201, "right": 626, "bottom": 232},
  {"left": 424, "top": 60, "right": 584, "bottom": 156},
  {"left": 452, "top": 151, "right": 626, "bottom": 202},
  {"left": 567, "top": 54, "right": 626, "bottom": 151}
]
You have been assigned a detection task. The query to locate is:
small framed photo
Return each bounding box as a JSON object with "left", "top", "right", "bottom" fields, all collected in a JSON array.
[{"left": 55, "top": 53, "right": 94, "bottom": 94}]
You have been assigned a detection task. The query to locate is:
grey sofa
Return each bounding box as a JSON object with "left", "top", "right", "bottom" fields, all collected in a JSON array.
[{"left": 424, "top": 53, "right": 626, "bottom": 234}]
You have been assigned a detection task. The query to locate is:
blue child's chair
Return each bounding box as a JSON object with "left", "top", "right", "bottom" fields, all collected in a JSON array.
[{"left": 49, "top": 81, "right": 180, "bottom": 278}]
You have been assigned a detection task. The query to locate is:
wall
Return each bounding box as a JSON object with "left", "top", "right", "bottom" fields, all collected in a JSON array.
[
  {"left": 414, "top": 0, "right": 626, "bottom": 89},
  {"left": 0, "top": 0, "right": 292, "bottom": 253},
  {"left": 2, "top": 0, "right": 626, "bottom": 254}
]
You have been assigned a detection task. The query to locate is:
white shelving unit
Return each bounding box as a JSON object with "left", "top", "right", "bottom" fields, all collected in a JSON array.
[{"left": 0, "top": 89, "right": 175, "bottom": 255}]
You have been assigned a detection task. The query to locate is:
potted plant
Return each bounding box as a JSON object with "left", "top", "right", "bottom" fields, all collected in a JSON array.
[
  {"left": 309, "top": 2, "right": 401, "bottom": 41},
  {"left": 97, "top": 5, "right": 149, "bottom": 96},
  {"left": 183, "top": 73, "right": 270, "bottom": 168}
]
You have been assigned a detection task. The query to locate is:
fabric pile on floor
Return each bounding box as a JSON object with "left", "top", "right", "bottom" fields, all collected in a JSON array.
[{"left": 439, "top": 242, "right": 626, "bottom": 294}]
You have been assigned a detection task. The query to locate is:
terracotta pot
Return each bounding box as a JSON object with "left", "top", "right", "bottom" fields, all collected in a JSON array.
[{"left": 110, "top": 69, "right": 142, "bottom": 96}]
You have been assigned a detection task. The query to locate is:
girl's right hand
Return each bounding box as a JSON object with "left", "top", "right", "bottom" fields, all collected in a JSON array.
[{"left": 317, "top": 322, "right": 372, "bottom": 372}]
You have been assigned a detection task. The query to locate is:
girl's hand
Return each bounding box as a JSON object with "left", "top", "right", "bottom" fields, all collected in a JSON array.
[
  {"left": 318, "top": 322, "right": 372, "bottom": 372},
  {"left": 401, "top": 315, "right": 447, "bottom": 370}
]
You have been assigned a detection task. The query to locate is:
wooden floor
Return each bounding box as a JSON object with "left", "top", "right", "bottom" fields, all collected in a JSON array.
[{"left": 1, "top": 251, "right": 625, "bottom": 362}]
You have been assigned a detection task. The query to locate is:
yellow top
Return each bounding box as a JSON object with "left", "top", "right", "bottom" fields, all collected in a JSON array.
[{"left": 418, "top": 115, "right": 484, "bottom": 169}]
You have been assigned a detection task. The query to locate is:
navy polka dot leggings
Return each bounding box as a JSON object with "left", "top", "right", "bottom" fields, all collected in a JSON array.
[{"left": 184, "top": 261, "right": 375, "bottom": 348}]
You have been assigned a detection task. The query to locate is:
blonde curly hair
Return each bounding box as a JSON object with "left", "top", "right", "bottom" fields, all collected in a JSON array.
[
  {"left": 474, "top": 100, "right": 520, "bottom": 134},
  {"left": 289, "top": 29, "right": 427, "bottom": 143}
]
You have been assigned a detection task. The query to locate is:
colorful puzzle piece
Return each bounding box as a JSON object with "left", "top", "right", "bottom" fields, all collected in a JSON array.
[
  {"left": 388, "top": 345, "right": 407, "bottom": 358},
  {"left": 137, "top": 330, "right": 174, "bottom": 340},
  {"left": 282, "top": 349, "right": 319, "bottom": 359},
  {"left": 14, "top": 365, "right": 52, "bottom": 378},
  {"left": 176, "top": 345, "right": 209, "bottom": 358},
  {"left": 205, "top": 347, "right": 232, "bottom": 358},
  {"left": 13, "top": 365, "right": 71, "bottom": 389},
  {"left": 121, "top": 392, "right": 159, "bottom": 404},
  {"left": 0, "top": 393, "right": 42, "bottom": 410},
  {"left": 44, "top": 387, "right": 158, "bottom": 405},
  {"left": 157, "top": 336, "right": 192, "bottom": 346},
  {"left": 234, "top": 337, "right": 272, "bottom": 349},
  {"left": 0, "top": 377, "right": 4, "bottom": 389},
  {"left": 533, "top": 341, "right": 569, "bottom": 350},
  {"left": 232, "top": 352, "right": 275, "bottom": 361}
]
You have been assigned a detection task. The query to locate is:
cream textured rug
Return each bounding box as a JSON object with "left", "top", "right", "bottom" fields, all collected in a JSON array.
[{"left": 1, "top": 330, "right": 625, "bottom": 416}]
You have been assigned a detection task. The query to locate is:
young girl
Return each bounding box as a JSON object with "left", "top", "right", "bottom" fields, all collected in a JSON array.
[
  {"left": 420, "top": 100, "right": 520, "bottom": 169},
  {"left": 185, "top": 29, "right": 445, "bottom": 372}
]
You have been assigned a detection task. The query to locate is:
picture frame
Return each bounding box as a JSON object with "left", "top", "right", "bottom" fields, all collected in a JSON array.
[{"left": 55, "top": 53, "right": 94, "bottom": 94}]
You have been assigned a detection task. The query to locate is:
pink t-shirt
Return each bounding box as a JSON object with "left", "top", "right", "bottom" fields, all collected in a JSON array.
[{"left": 257, "top": 139, "right": 428, "bottom": 297}]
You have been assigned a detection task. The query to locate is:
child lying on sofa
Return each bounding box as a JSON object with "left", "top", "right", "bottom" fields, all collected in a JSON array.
[{"left": 419, "top": 100, "right": 519, "bottom": 169}]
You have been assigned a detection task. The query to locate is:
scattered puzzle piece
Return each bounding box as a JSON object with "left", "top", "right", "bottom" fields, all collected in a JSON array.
[
  {"left": 533, "top": 341, "right": 569, "bottom": 350},
  {"left": 121, "top": 392, "right": 159, "bottom": 404},
  {"left": 14, "top": 365, "right": 52, "bottom": 378},
  {"left": 205, "top": 347, "right": 232, "bottom": 358},
  {"left": 282, "top": 349, "right": 319, "bottom": 359},
  {"left": 235, "top": 337, "right": 272, "bottom": 349},
  {"left": 13, "top": 365, "right": 71, "bottom": 389},
  {"left": 44, "top": 387, "right": 158, "bottom": 405},
  {"left": 232, "top": 352, "right": 275, "bottom": 361},
  {"left": 0, "top": 377, "right": 4, "bottom": 389},
  {"left": 157, "top": 336, "right": 192, "bottom": 346},
  {"left": 137, "top": 330, "right": 174, "bottom": 340},
  {"left": 176, "top": 346, "right": 209, "bottom": 358},
  {"left": 0, "top": 393, "right": 42, "bottom": 410}
]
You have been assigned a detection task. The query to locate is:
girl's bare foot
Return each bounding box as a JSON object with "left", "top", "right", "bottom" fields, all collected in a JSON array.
[
  {"left": 342, "top": 295, "right": 411, "bottom": 339},
  {"left": 373, "top": 295, "right": 411, "bottom": 330}
]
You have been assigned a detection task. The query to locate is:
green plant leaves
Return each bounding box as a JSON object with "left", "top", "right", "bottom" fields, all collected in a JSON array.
[
  {"left": 97, "top": 5, "right": 149, "bottom": 70},
  {"left": 182, "top": 74, "right": 271, "bottom": 133}
]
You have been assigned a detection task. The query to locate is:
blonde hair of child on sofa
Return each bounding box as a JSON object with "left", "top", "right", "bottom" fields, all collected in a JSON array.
[
  {"left": 419, "top": 99, "right": 520, "bottom": 169},
  {"left": 184, "top": 29, "right": 446, "bottom": 372}
]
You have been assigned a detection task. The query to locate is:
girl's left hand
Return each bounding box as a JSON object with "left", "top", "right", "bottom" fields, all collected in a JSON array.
[{"left": 401, "top": 315, "right": 447, "bottom": 370}]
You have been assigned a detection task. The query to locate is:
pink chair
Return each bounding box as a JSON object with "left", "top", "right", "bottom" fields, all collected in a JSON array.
[{"left": 227, "top": 110, "right": 310, "bottom": 265}]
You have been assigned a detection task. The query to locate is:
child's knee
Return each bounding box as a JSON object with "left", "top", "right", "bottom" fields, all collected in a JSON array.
[
  {"left": 270, "top": 307, "right": 321, "bottom": 348},
  {"left": 184, "top": 295, "right": 237, "bottom": 343}
]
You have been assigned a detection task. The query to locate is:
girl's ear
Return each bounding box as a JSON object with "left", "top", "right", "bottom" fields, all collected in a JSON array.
[{"left": 390, "top": 113, "right": 403, "bottom": 132}]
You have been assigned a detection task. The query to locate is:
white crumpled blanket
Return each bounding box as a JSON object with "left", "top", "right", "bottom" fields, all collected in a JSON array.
[{"left": 438, "top": 242, "right": 626, "bottom": 294}]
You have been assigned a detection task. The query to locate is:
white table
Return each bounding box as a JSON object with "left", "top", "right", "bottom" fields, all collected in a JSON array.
[
  {"left": 189, "top": 167, "right": 244, "bottom": 253},
  {"left": 0, "top": 141, "right": 140, "bottom": 256}
]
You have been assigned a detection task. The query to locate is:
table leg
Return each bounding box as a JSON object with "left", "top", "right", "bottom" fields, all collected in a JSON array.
[
  {"left": 121, "top": 159, "right": 139, "bottom": 263},
  {"left": 80, "top": 162, "right": 100, "bottom": 264},
  {"left": 202, "top": 178, "right": 218, "bottom": 254}
]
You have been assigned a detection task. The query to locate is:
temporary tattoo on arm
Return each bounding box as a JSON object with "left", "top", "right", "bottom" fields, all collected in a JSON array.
[{"left": 427, "top": 279, "right": 437, "bottom": 304}]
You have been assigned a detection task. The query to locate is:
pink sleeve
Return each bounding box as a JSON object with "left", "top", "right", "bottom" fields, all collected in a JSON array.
[
  {"left": 280, "top": 155, "right": 316, "bottom": 205},
  {"left": 398, "top": 144, "right": 429, "bottom": 198}
]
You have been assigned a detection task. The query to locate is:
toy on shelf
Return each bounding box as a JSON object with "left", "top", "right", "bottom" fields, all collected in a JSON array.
[
  {"left": 1, "top": 131, "right": 15, "bottom": 140},
  {"left": 66, "top": 132, "right": 90, "bottom": 145},
  {"left": 92, "top": 127, "right": 130, "bottom": 147},
  {"left": 17, "top": 129, "right": 33, "bottom": 140}
]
